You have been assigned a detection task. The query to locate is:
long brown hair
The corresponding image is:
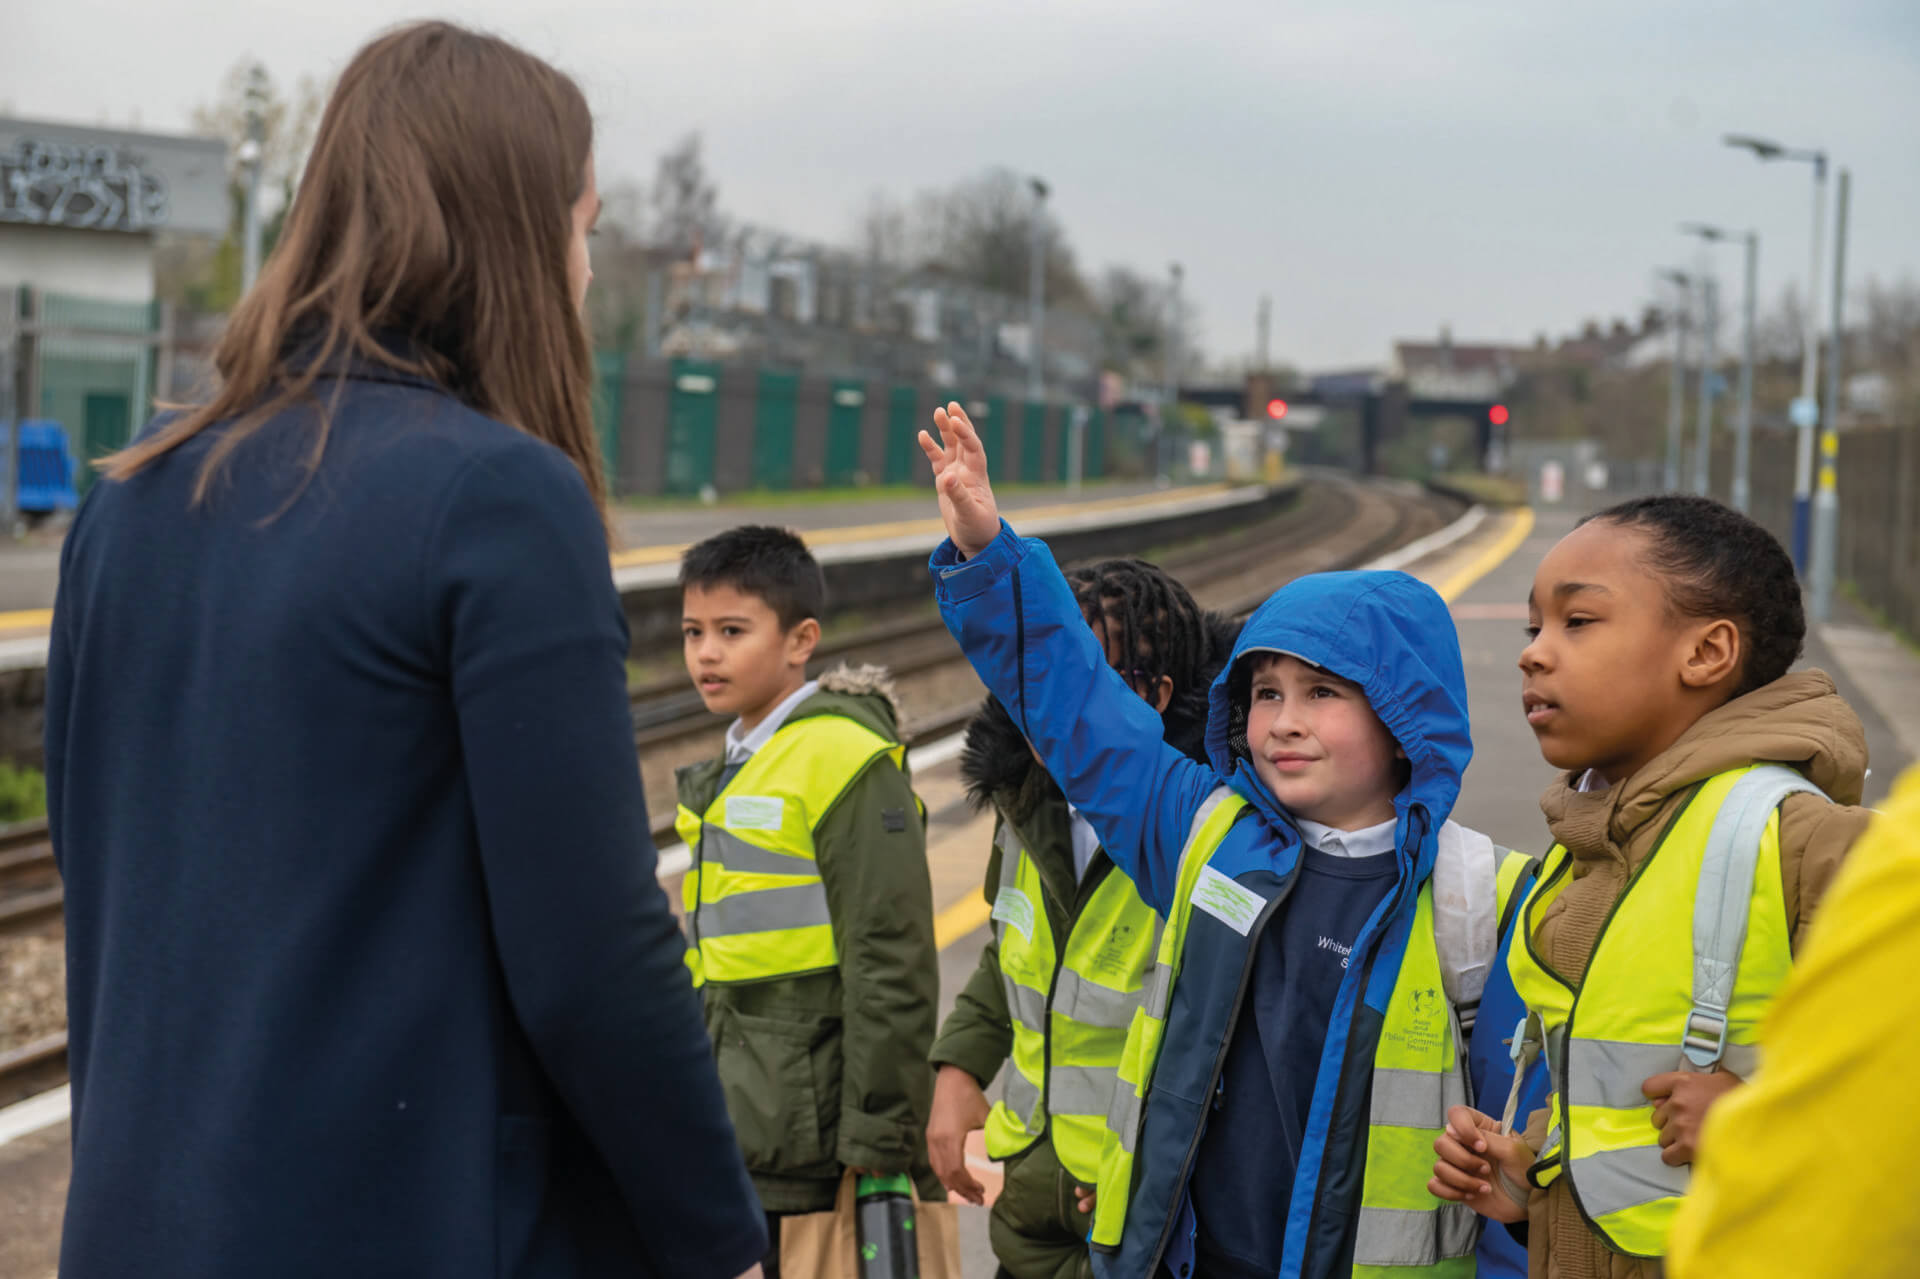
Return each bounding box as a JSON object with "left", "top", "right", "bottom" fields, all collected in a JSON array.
[{"left": 106, "top": 22, "right": 606, "bottom": 532}]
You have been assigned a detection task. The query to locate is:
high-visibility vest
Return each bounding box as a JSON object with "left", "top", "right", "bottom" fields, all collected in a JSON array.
[
  {"left": 1093, "top": 788, "right": 1507, "bottom": 1277},
  {"left": 983, "top": 820, "right": 1165, "bottom": 1182},
  {"left": 1504, "top": 764, "right": 1824, "bottom": 1258},
  {"left": 676, "top": 713, "right": 907, "bottom": 988}
]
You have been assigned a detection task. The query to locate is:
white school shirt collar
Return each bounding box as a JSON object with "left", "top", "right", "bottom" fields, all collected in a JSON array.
[
  {"left": 1064, "top": 803, "right": 1102, "bottom": 881},
  {"left": 1294, "top": 814, "right": 1399, "bottom": 859},
  {"left": 724, "top": 680, "right": 820, "bottom": 765}
]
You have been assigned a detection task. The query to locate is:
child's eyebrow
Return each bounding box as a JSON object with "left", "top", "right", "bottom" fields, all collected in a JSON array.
[
  {"left": 683, "top": 614, "right": 755, "bottom": 625},
  {"left": 1553, "top": 581, "right": 1612, "bottom": 600}
]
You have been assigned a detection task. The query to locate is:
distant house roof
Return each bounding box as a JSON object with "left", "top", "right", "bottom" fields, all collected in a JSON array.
[{"left": 1393, "top": 340, "right": 1521, "bottom": 373}]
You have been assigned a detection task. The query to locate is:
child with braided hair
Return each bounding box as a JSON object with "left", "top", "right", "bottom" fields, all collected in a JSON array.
[{"left": 927, "top": 557, "right": 1238, "bottom": 1278}]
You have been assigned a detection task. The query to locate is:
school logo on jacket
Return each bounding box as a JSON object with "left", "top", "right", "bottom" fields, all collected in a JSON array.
[{"left": 1388, "top": 986, "right": 1446, "bottom": 1057}]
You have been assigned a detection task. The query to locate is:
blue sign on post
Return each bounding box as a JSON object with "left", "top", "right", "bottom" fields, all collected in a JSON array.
[{"left": 1789, "top": 396, "right": 1820, "bottom": 430}]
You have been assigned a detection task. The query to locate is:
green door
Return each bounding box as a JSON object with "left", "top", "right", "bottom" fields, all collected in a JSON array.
[
  {"left": 81, "top": 392, "right": 132, "bottom": 494},
  {"left": 980, "top": 397, "right": 1007, "bottom": 475},
  {"left": 1086, "top": 408, "right": 1108, "bottom": 479},
  {"left": 825, "top": 380, "right": 866, "bottom": 487},
  {"left": 885, "top": 386, "right": 919, "bottom": 485},
  {"left": 1020, "top": 401, "right": 1047, "bottom": 486},
  {"left": 593, "top": 350, "right": 625, "bottom": 494},
  {"left": 665, "top": 359, "right": 720, "bottom": 496},
  {"left": 753, "top": 370, "right": 799, "bottom": 491}
]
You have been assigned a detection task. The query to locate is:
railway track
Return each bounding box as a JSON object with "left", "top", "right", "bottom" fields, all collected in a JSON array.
[
  {"left": 0, "top": 473, "right": 1464, "bottom": 1102},
  {"left": 0, "top": 823, "right": 59, "bottom": 938}
]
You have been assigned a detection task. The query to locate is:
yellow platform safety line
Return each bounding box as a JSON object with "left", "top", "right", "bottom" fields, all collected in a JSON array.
[
  {"left": 608, "top": 483, "right": 1236, "bottom": 570},
  {"left": 0, "top": 607, "right": 53, "bottom": 632},
  {"left": 930, "top": 505, "right": 1538, "bottom": 953},
  {"left": 935, "top": 890, "right": 994, "bottom": 952},
  {"left": 1434, "top": 506, "right": 1535, "bottom": 604}
]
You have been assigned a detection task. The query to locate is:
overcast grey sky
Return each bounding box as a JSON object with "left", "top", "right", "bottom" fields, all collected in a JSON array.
[{"left": 7, "top": 0, "right": 1917, "bottom": 369}]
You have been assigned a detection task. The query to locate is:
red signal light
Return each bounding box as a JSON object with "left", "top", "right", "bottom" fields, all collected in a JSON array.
[
  {"left": 1489, "top": 404, "right": 1510, "bottom": 426},
  {"left": 1267, "top": 398, "right": 1289, "bottom": 420}
]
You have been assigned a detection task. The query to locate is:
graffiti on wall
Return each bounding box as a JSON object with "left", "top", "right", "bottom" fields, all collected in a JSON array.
[{"left": 0, "top": 138, "right": 172, "bottom": 232}]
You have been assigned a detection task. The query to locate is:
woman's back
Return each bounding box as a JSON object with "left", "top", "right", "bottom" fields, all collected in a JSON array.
[{"left": 49, "top": 366, "right": 752, "bottom": 1277}]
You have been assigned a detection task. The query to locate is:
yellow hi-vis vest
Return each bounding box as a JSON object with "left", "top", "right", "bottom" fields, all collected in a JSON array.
[
  {"left": 1092, "top": 789, "right": 1511, "bottom": 1277},
  {"left": 675, "top": 713, "right": 907, "bottom": 988},
  {"left": 1504, "top": 764, "right": 1824, "bottom": 1258},
  {"left": 983, "top": 820, "right": 1164, "bottom": 1182}
]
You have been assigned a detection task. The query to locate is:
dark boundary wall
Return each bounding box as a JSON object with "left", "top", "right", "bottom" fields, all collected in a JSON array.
[{"left": 618, "top": 481, "right": 1302, "bottom": 655}]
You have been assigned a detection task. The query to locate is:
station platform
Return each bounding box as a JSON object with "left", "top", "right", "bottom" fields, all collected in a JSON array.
[
  {"left": 5, "top": 496, "right": 1916, "bottom": 1278},
  {"left": 0, "top": 480, "right": 1252, "bottom": 670}
]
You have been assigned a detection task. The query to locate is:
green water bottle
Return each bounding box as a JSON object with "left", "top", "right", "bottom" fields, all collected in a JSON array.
[{"left": 854, "top": 1172, "right": 918, "bottom": 1279}]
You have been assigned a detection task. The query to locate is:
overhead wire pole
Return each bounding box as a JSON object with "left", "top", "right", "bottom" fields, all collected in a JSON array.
[
  {"left": 1726, "top": 133, "right": 1826, "bottom": 569},
  {"left": 1810, "top": 167, "right": 1851, "bottom": 623},
  {"left": 1659, "top": 269, "right": 1692, "bottom": 492}
]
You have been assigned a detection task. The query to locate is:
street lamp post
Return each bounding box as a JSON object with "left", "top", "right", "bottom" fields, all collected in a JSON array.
[
  {"left": 1725, "top": 133, "right": 1827, "bottom": 568},
  {"left": 1162, "top": 263, "right": 1183, "bottom": 484},
  {"left": 240, "top": 63, "right": 270, "bottom": 295},
  {"left": 1692, "top": 274, "right": 1718, "bottom": 497},
  {"left": 1658, "top": 270, "right": 1692, "bottom": 493},
  {"left": 1811, "top": 168, "right": 1852, "bottom": 623},
  {"left": 1027, "top": 176, "right": 1048, "bottom": 405},
  {"left": 1681, "top": 224, "right": 1760, "bottom": 513}
]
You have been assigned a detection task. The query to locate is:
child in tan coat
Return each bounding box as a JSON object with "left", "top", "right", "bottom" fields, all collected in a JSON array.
[{"left": 1431, "top": 495, "right": 1873, "bottom": 1279}]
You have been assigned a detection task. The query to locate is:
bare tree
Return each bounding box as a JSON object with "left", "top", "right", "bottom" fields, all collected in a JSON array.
[
  {"left": 159, "top": 60, "right": 325, "bottom": 308},
  {"left": 908, "top": 169, "right": 1087, "bottom": 304},
  {"left": 651, "top": 133, "right": 724, "bottom": 258}
]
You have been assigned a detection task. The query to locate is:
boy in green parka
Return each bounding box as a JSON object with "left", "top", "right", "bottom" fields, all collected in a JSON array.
[{"left": 677, "top": 525, "right": 942, "bottom": 1275}]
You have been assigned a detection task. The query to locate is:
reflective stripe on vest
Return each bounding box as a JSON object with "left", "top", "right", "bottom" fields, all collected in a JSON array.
[
  {"left": 1505, "top": 764, "right": 1821, "bottom": 1258},
  {"left": 1092, "top": 787, "right": 1479, "bottom": 1275},
  {"left": 676, "top": 713, "right": 905, "bottom": 987},
  {"left": 984, "top": 821, "right": 1164, "bottom": 1182}
]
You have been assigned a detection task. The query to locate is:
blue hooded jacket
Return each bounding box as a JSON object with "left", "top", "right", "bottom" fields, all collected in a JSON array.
[{"left": 933, "top": 521, "right": 1475, "bottom": 1279}]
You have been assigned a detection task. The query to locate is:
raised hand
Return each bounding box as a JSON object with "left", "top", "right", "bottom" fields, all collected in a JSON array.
[{"left": 918, "top": 400, "right": 1001, "bottom": 558}]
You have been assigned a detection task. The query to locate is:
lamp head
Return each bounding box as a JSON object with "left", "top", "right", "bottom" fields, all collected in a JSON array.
[{"left": 1723, "top": 133, "right": 1785, "bottom": 160}]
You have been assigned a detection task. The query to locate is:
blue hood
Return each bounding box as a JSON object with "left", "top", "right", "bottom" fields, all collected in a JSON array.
[{"left": 1204, "top": 570, "right": 1472, "bottom": 863}]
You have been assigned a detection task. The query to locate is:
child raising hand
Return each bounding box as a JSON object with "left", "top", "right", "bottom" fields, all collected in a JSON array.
[{"left": 924, "top": 403, "right": 1532, "bottom": 1279}]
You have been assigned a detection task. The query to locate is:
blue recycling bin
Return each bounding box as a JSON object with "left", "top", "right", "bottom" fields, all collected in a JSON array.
[{"left": 17, "top": 420, "right": 80, "bottom": 517}]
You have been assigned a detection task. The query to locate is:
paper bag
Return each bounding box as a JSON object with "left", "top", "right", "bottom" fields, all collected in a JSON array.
[{"left": 778, "top": 1170, "right": 962, "bottom": 1279}]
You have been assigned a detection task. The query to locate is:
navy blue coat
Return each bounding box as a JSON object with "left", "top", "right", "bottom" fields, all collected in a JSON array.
[{"left": 46, "top": 363, "right": 767, "bottom": 1278}]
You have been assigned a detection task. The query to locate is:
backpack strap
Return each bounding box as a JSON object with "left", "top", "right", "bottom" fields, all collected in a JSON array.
[
  {"left": 1497, "top": 852, "right": 1542, "bottom": 941},
  {"left": 1683, "top": 764, "right": 1830, "bottom": 1070}
]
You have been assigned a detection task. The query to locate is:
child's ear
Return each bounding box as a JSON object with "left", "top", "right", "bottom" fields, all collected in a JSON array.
[
  {"left": 1149, "top": 675, "right": 1174, "bottom": 714},
  {"left": 788, "top": 617, "right": 822, "bottom": 668},
  {"left": 1679, "top": 618, "right": 1742, "bottom": 692}
]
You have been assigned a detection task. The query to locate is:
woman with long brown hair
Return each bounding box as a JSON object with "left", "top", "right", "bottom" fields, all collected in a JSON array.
[{"left": 46, "top": 23, "right": 765, "bottom": 1278}]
